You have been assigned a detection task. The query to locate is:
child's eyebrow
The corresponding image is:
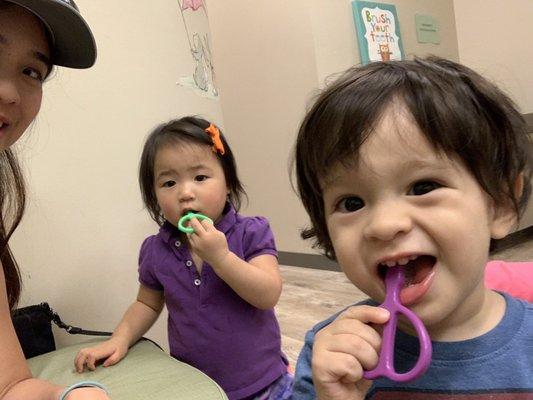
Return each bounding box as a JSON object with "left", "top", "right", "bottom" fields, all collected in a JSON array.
[
  {"left": 155, "top": 169, "right": 175, "bottom": 179},
  {"left": 187, "top": 164, "right": 211, "bottom": 172},
  {"left": 399, "top": 158, "right": 453, "bottom": 172},
  {"left": 321, "top": 158, "right": 452, "bottom": 190}
]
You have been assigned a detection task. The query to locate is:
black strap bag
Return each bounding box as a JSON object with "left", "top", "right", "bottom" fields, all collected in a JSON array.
[{"left": 11, "top": 302, "right": 112, "bottom": 359}]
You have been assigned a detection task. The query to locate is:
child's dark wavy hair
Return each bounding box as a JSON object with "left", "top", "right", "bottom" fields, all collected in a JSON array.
[
  {"left": 139, "top": 116, "right": 246, "bottom": 226},
  {"left": 294, "top": 56, "right": 532, "bottom": 260}
]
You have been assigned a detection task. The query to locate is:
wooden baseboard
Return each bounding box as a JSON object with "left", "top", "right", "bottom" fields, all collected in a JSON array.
[
  {"left": 278, "top": 251, "right": 339, "bottom": 271},
  {"left": 491, "top": 225, "right": 533, "bottom": 254}
]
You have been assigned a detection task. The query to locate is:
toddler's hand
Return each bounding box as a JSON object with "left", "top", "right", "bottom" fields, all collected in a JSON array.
[
  {"left": 63, "top": 387, "right": 111, "bottom": 400},
  {"left": 74, "top": 337, "right": 129, "bottom": 373},
  {"left": 187, "top": 218, "right": 229, "bottom": 265},
  {"left": 312, "top": 305, "right": 389, "bottom": 400}
]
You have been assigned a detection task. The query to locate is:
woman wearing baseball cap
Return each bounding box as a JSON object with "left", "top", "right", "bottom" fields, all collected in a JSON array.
[{"left": 0, "top": 1, "right": 109, "bottom": 399}]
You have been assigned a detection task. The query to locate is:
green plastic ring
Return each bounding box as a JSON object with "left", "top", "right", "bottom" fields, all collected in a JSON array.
[{"left": 177, "top": 212, "right": 213, "bottom": 234}]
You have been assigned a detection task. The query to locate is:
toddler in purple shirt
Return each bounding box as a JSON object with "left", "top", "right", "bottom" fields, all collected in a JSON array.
[{"left": 74, "top": 116, "right": 292, "bottom": 400}]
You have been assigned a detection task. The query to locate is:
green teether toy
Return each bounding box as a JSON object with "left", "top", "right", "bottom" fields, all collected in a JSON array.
[{"left": 178, "top": 212, "right": 213, "bottom": 234}]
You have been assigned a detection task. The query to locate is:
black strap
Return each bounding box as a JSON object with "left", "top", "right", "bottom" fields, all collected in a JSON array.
[
  {"left": 41, "top": 303, "right": 163, "bottom": 351},
  {"left": 40, "top": 302, "right": 113, "bottom": 336}
]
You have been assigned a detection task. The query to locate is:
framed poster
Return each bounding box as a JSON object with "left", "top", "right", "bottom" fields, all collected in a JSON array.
[{"left": 352, "top": 1, "right": 404, "bottom": 64}]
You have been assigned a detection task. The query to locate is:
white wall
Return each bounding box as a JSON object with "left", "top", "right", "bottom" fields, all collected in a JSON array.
[{"left": 12, "top": 0, "right": 224, "bottom": 349}]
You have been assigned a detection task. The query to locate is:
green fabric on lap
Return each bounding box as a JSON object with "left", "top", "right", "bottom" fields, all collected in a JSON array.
[{"left": 28, "top": 339, "right": 228, "bottom": 400}]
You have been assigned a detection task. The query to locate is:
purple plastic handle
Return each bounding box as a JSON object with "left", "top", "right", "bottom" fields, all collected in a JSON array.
[{"left": 362, "top": 265, "right": 432, "bottom": 382}]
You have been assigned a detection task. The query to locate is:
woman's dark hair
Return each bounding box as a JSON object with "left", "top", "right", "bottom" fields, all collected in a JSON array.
[
  {"left": 294, "top": 56, "right": 532, "bottom": 260},
  {"left": 0, "top": 149, "right": 26, "bottom": 310},
  {"left": 1, "top": 0, "right": 56, "bottom": 309},
  {"left": 139, "top": 116, "right": 247, "bottom": 226}
]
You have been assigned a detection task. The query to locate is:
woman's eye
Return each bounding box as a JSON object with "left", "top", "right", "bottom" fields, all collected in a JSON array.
[
  {"left": 337, "top": 196, "right": 364, "bottom": 213},
  {"left": 23, "top": 67, "right": 44, "bottom": 82},
  {"left": 162, "top": 180, "right": 176, "bottom": 188},
  {"left": 410, "top": 180, "right": 441, "bottom": 196},
  {"left": 195, "top": 175, "right": 208, "bottom": 182}
]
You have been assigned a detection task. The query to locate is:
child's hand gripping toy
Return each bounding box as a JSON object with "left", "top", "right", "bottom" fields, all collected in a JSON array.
[
  {"left": 363, "top": 266, "right": 432, "bottom": 382},
  {"left": 178, "top": 212, "right": 213, "bottom": 234}
]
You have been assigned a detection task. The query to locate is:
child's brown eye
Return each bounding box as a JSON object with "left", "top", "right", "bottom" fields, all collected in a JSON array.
[
  {"left": 195, "top": 175, "right": 208, "bottom": 182},
  {"left": 163, "top": 180, "right": 176, "bottom": 188},
  {"left": 337, "top": 196, "right": 364, "bottom": 213},
  {"left": 411, "top": 180, "right": 441, "bottom": 196}
]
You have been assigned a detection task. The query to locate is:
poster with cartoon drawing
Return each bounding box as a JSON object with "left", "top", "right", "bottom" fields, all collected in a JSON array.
[
  {"left": 352, "top": 1, "right": 404, "bottom": 64},
  {"left": 176, "top": 0, "right": 218, "bottom": 98}
]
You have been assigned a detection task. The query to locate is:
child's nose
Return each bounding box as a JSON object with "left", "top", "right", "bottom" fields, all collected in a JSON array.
[
  {"left": 0, "top": 77, "right": 21, "bottom": 105},
  {"left": 363, "top": 202, "right": 413, "bottom": 242},
  {"left": 178, "top": 184, "right": 195, "bottom": 201}
]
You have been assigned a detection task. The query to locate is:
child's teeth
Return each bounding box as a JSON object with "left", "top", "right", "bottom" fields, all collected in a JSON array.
[
  {"left": 409, "top": 255, "right": 418, "bottom": 260},
  {"left": 383, "top": 257, "right": 412, "bottom": 268},
  {"left": 397, "top": 257, "right": 410, "bottom": 265}
]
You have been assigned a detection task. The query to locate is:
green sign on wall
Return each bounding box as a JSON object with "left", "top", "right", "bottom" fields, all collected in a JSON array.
[{"left": 415, "top": 14, "right": 440, "bottom": 44}]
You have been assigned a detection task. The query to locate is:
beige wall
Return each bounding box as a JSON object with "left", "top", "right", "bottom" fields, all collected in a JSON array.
[
  {"left": 454, "top": 0, "right": 533, "bottom": 229},
  {"left": 208, "top": 0, "right": 319, "bottom": 255},
  {"left": 454, "top": 0, "right": 533, "bottom": 114},
  {"left": 209, "top": 0, "right": 459, "bottom": 254}
]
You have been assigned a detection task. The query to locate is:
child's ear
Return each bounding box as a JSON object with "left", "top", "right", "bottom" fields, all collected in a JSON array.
[{"left": 490, "top": 173, "right": 524, "bottom": 239}]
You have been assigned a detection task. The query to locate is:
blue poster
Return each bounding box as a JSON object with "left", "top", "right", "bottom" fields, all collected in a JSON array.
[{"left": 352, "top": 1, "right": 404, "bottom": 64}]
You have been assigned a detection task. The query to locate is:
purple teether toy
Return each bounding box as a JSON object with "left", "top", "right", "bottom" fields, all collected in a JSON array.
[{"left": 363, "top": 265, "right": 432, "bottom": 382}]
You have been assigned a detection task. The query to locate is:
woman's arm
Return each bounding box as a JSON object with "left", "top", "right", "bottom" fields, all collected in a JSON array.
[
  {"left": 0, "top": 268, "right": 110, "bottom": 400},
  {"left": 0, "top": 266, "right": 58, "bottom": 400}
]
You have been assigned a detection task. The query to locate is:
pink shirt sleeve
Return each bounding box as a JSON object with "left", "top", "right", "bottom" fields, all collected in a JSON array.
[{"left": 485, "top": 260, "right": 533, "bottom": 302}]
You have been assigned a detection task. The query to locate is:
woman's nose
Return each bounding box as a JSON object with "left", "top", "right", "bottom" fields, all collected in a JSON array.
[
  {"left": 0, "top": 77, "right": 21, "bottom": 105},
  {"left": 363, "top": 202, "right": 413, "bottom": 242}
]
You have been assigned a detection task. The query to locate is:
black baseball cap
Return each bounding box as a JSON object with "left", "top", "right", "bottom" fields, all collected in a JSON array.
[{"left": 5, "top": 0, "right": 96, "bottom": 68}]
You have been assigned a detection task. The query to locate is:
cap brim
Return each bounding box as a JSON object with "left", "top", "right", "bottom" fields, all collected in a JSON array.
[{"left": 6, "top": 0, "right": 96, "bottom": 68}]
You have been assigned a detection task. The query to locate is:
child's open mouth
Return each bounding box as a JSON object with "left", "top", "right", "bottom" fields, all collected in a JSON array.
[{"left": 378, "top": 255, "right": 437, "bottom": 306}]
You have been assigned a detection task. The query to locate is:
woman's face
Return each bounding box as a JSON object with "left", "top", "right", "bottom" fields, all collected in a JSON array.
[{"left": 0, "top": 3, "right": 51, "bottom": 151}]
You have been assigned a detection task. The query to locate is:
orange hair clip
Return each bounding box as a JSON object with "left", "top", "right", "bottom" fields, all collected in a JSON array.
[{"left": 205, "top": 123, "right": 225, "bottom": 155}]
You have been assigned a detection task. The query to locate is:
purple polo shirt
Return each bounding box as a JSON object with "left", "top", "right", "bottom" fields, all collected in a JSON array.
[{"left": 138, "top": 205, "right": 288, "bottom": 400}]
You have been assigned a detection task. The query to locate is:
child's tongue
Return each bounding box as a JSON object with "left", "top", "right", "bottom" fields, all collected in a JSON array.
[{"left": 398, "top": 256, "right": 436, "bottom": 306}]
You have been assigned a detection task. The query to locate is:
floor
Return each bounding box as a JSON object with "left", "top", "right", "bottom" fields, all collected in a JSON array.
[{"left": 276, "top": 238, "right": 533, "bottom": 366}]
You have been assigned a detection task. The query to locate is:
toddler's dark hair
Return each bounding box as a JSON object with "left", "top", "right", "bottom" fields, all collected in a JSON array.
[
  {"left": 139, "top": 116, "right": 246, "bottom": 226},
  {"left": 294, "top": 56, "right": 532, "bottom": 260}
]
